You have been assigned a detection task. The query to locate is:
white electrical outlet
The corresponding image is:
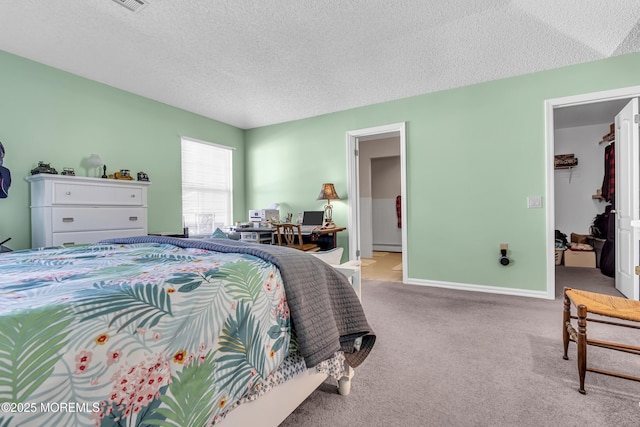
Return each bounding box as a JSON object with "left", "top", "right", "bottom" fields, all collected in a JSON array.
[{"left": 527, "top": 196, "right": 542, "bottom": 209}]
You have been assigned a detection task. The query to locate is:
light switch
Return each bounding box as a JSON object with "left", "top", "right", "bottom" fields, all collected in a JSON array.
[{"left": 527, "top": 196, "right": 542, "bottom": 209}]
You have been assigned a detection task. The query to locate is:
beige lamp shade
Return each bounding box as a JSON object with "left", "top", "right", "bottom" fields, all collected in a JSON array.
[
  {"left": 316, "top": 183, "right": 339, "bottom": 228},
  {"left": 316, "top": 183, "right": 340, "bottom": 202}
]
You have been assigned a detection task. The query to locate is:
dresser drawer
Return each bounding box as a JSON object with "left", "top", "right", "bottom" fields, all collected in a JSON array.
[
  {"left": 51, "top": 208, "right": 146, "bottom": 232},
  {"left": 51, "top": 229, "right": 146, "bottom": 246},
  {"left": 52, "top": 182, "right": 144, "bottom": 206}
]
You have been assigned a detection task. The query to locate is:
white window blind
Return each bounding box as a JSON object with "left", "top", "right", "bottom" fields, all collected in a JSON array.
[{"left": 181, "top": 137, "right": 233, "bottom": 235}]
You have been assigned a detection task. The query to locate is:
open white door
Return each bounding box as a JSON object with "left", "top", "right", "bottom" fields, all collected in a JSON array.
[
  {"left": 347, "top": 136, "right": 362, "bottom": 260},
  {"left": 615, "top": 97, "right": 640, "bottom": 300}
]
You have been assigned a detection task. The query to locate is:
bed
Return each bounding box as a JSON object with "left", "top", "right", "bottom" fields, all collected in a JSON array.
[{"left": 0, "top": 236, "right": 374, "bottom": 426}]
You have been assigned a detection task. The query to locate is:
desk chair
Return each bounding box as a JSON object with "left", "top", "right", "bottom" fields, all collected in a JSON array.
[
  {"left": 275, "top": 224, "right": 320, "bottom": 252},
  {"left": 562, "top": 287, "right": 640, "bottom": 394}
]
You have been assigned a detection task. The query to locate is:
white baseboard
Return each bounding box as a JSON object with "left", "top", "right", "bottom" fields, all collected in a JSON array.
[
  {"left": 404, "top": 277, "right": 553, "bottom": 300},
  {"left": 372, "top": 244, "right": 401, "bottom": 252}
]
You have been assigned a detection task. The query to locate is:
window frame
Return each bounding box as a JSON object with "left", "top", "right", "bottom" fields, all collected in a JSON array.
[{"left": 180, "top": 136, "right": 234, "bottom": 235}]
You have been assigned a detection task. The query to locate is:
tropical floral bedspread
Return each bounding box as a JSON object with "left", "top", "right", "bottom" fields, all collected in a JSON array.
[{"left": 0, "top": 242, "right": 294, "bottom": 426}]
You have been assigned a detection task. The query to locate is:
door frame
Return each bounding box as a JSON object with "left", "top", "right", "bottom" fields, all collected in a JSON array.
[
  {"left": 545, "top": 85, "right": 640, "bottom": 299},
  {"left": 346, "top": 122, "right": 407, "bottom": 283}
]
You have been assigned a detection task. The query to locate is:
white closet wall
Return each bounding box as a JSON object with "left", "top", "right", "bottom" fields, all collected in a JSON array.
[{"left": 554, "top": 123, "right": 610, "bottom": 236}]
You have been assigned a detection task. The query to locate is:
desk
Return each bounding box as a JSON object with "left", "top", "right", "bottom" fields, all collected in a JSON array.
[
  {"left": 198, "top": 226, "right": 346, "bottom": 250},
  {"left": 308, "top": 227, "right": 346, "bottom": 249},
  {"left": 237, "top": 228, "right": 274, "bottom": 244}
]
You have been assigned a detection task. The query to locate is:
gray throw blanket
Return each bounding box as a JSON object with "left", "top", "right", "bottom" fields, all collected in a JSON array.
[{"left": 101, "top": 236, "right": 375, "bottom": 368}]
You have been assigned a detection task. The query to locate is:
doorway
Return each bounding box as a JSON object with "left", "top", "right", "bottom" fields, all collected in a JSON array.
[
  {"left": 347, "top": 122, "right": 407, "bottom": 283},
  {"left": 546, "top": 86, "right": 640, "bottom": 300}
]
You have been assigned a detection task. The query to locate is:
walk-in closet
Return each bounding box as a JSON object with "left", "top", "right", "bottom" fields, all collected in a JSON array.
[{"left": 553, "top": 99, "right": 630, "bottom": 292}]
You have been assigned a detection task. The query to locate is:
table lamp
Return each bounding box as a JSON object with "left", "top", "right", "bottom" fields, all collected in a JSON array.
[
  {"left": 316, "top": 183, "right": 340, "bottom": 228},
  {"left": 87, "top": 154, "right": 103, "bottom": 178}
]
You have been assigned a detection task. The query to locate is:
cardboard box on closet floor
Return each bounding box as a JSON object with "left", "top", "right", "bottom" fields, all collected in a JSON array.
[{"left": 564, "top": 249, "right": 596, "bottom": 268}]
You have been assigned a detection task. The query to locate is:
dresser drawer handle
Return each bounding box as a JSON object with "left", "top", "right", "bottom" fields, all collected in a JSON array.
[
  {"left": 129, "top": 216, "right": 138, "bottom": 221},
  {"left": 65, "top": 191, "right": 71, "bottom": 195},
  {"left": 62, "top": 217, "right": 74, "bottom": 223},
  {"left": 131, "top": 194, "right": 136, "bottom": 198}
]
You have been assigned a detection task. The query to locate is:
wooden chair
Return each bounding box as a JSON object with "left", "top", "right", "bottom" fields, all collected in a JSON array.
[
  {"left": 275, "top": 223, "right": 320, "bottom": 252},
  {"left": 562, "top": 287, "right": 640, "bottom": 394}
]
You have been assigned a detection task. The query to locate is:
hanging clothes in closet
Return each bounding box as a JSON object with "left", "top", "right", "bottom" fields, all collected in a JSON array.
[
  {"left": 601, "top": 142, "right": 615, "bottom": 204},
  {"left": 600, "top": 141, "right": 615, "bottom": 278}
]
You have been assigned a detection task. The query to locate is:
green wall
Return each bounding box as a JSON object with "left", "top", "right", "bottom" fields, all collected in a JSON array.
[
  {"left": 3, "top": 47, "right": 639, "bottom": 295},
  {"left": 245, "top": 53, "right": 640, "bottom": 293},
  {"left": 0, "top": 50, "right": 245, "bottom": 251}
]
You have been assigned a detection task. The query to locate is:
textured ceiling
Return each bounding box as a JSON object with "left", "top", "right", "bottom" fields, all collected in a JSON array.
[{"left": 0, "top": 0, "right": 639, "bottom": 129}]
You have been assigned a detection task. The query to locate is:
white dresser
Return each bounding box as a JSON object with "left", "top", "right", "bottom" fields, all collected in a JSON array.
[{"left": 25, "top": 174, "right": 151, "bottom": 248}]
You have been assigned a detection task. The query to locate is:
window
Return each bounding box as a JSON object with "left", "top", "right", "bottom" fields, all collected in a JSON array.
[{"left": 181, "top": 137, "right": 233, "bottom": 235}]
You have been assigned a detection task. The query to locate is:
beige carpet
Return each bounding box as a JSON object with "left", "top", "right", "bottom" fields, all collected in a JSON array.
[{"left": 281, "top": 267, "right": 637, "bottom": 427}]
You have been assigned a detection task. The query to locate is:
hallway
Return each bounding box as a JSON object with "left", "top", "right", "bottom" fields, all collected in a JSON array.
[{"left": 361, "top": 251, "right": 402, "bottom": 282}]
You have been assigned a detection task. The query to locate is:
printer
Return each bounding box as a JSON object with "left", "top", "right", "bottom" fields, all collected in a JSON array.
[{"left": 249, "top": 209, "right": 280, "bottom": 224}]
